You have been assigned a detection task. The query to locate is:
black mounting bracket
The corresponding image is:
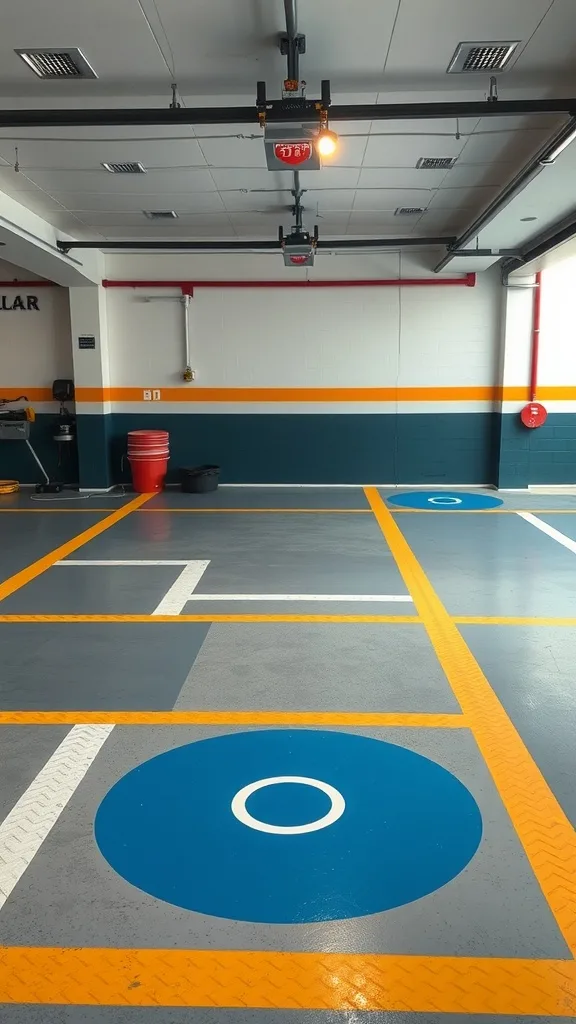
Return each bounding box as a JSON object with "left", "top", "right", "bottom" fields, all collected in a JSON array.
[{"left": 279, "top": 32, "right": 306, "bottom": 56}]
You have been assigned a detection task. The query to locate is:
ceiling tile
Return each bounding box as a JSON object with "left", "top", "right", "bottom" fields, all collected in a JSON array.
[
  {"left": 363, "top": 133, "right": 466, "bottom": 168},
  {"left": 47, "top": 191, "right": 226, "bottom": 213},
  {"left": 304, "top": 189, "right": 357, "bottom": 212},
  {"left": 0, "top": 137, "right": 208, "bottom": 172},
  {"left": 194, "top": 136, "right": 267, "bottom": 169},
  {"left": 21, "top": 169, "right": 218, "bottom": 194},
  {"left": 358, "top": 167, "right": 445, "bottom": 189},
  {"left": 428, "top": 186, "right": 501, "bottom": 210},
  {"left": 353, "top": 188, "right": 433, "bottom": 210},
  {"left": 383, "top": 0, "right": 552, "bottom": 77},
  {"left": 211, "top": 168, "right": 291, "bottom": 191},
  {"left": 441, "top": 163, "right": 512, "bottom": 189},
  {"left": 299, "top": 167, "right": 360, "bottom": 189},
  {"left": 100, "top": 217, "right": 234, "bottom": 238},
  {"left": 219, "top": 189, "right": 289, "bottom": 213}
]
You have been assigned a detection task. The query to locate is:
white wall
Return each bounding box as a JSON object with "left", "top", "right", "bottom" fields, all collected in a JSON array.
[
  {"left": 539, "top": 255, "right": 576, "bottom": 388},
  {"left": 104, "top": 253, "right": 502, "bottom": 412},
  {"left": 0, "top": 259, "right": 73, "bottom": 409}
]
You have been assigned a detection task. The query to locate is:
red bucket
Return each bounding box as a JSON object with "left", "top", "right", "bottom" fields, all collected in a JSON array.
[{"left": 127, "top": 430, "right": 170, "bottom": 493}]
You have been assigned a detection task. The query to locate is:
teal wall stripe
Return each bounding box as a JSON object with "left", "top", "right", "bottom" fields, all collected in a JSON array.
[
  {"left": 108, "top": 412, "right": 497, "bottom": 485},
  {"left": 498, "top": 413, "right": 576, "bottom": 487},
  {"left": 76, "top": 414, "right": 112, "bottom": 489},
  {"left": 7, "top": 412, "right": 571, "bottom": 490},
  {"left": 0, "top": 414, "right": 77, "bottom": 485}
]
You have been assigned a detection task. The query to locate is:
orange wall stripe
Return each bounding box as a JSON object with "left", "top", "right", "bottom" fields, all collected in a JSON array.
[
  {"left": 72, "top": 385, "right": 576, "bottom": 403},
  {"left": 0, "top": 387, "right": 54, "bottom": 402},
  {"left": 9, "top": 386, "right": 576, "bottom": 405}
]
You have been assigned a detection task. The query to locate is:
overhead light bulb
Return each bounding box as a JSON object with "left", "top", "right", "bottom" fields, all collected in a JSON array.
[{"left": 316, "top": 128, "right": 339, "bottom": 157}]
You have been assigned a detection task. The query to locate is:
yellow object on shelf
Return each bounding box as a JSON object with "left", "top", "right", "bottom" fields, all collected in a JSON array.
[{"left": 0, "top": 480, "right": 19, "bottom": 494}]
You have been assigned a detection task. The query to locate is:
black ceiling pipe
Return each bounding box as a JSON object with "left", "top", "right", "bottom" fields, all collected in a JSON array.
[
  {"left": 501, "top": 213, "right": 576, "bottom": 276},
  {"left": 434, "top": 116, "right": 576, "bottom": 273},
  {"left": 57, "top": 236, "right": 455, "bottom": 253},
  {"left": 447, "top": 248, "right": 521, "bottom": 257},
  {"left": 1, "top": 98, "right": 575, "bottom": 129},
  {"left": 316, "top": 236, "right": 455, "bottom": 249}
]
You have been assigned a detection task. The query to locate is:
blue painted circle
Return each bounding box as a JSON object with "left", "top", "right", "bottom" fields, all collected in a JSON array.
[
  {"left": 94, "top": 730, "right": 482, "bottom": 924},
  {"left": 387, "top": 490, "right": 503, "bottom": 510}
]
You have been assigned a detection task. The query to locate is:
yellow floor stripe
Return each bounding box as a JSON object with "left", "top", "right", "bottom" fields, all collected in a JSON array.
[
  {"left": 2, "top": 505, "right": 575, "bottom": 514},
  {"left": 0, "top": 508, "right": 112, "bottom": 513},
  {"left": 456, "top": 616, "right": 576, "bottom": 626},
  {"left": 364, "top": 485, "right": 576, "bottom": 959},
  {"left": 0, "top": 493, "right": 153, "bottom": 602},
  {"left": 0, "top": 613, "right": 421, "bottom": 623},
  {"left": 0, "top": 946, "right": 574, "bottom": 1014},
  {"left": 0, "top": 710, "right": 464, "bottom": 728},
  {"left": 138, "top": 507, "right": 371, "bottom": 513},
  {"left": 0, "top": 507, "right": 371, "bottom": 514},
  {"left": 1, "top": 613, "right": 575, "bottom": 626}
]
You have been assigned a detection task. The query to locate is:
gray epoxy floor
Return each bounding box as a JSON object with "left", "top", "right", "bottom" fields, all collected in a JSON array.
[{"left": 0, "top": 485, "right": 575, "bottom": 1022}]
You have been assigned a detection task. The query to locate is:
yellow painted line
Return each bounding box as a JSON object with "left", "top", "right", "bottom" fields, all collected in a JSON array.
[
  {"left": 139, "top": 507, "right": 372, "bottom": 513},
  {"left": 0, "top": 947, "right": 574, "bottom": 1014},
  {"left": 455, "top": 616, "right": 576, "bottom": 626},
  {"left": 2, "top": 506, "right": 574, "bottom": 515},
  {"left": 0, "top": 508, "right": 114, "bottom": 513},
  {"left": 0, "top": 493, "right": 153, "bottom": 603},
  {"left": 365, "top": 485, "right": 576, "bottom": 958},
  {"left": 0, "top": 613, "right": 571, "bottom": 626},
  {"left": 0, "top": 613, "right": 421, "bottom": 623},
  {"left": 0, "top": 710, "right": 464, "bottom": 728},
  {"left": 0, "top": 507, "right": 372, "bottom": 514}
]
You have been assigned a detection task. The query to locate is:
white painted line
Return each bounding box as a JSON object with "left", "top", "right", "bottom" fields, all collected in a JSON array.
[
  {"left": 517, "top": 512, "right": 576, "bottom": 555},
  {"left": 153, "top": 559, "right": 210, "bottom": 615},
  {"left": 56, "top": 559, "right": 189, "bottom": 566},
  {"left": 0, "top": 725, "right": 113, "bottom": 910},
  {"left": 186, "top": 593, "right": 413, "bottom": 602}
]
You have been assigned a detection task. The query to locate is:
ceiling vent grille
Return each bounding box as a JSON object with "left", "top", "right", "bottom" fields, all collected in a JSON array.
[
  {"left": 447, "top": 41, "right": 519, "bottom": 74},
  {"left": 102, "top": 162, "right": 147, "bottom": 174},
  {"left": 416, "top": 157, "right": 456, "bottom": 171},
  {"left": 395, "top": 207, "right": 425, "bottom": 216},
  {"left": 144, "top": 210, "right": 178, "bottom": 219},
  {"left": 15, "top": 48, "right": 97, "bottom": 79}
]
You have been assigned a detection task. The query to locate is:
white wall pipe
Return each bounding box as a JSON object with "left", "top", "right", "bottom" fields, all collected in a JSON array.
[{"left": 141, "top": 293, "right": 194, "bottom": 381}]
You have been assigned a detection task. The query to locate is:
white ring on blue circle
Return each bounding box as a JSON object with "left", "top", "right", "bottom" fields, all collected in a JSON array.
[
  {"left": 231, "top": 775, "right": 345, "bottom": 835},
  {"left": 427, "top": 496, "right": 463, "bottom": 505}
]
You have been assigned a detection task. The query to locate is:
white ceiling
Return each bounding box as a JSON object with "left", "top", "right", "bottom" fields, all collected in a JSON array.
[{"left": 0, "top": 0, "right": 575, "bottom": 264}]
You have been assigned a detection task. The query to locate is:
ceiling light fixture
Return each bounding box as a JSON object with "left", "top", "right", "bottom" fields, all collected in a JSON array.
[
  {"left": 539, "top": 126, "right": 576, "bottom": 165},
  {"left": 316, "top": 127, "right": 339, "bottom": 157}
]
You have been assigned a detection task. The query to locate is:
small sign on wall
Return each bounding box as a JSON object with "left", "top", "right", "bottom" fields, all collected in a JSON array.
[{"left": 78, "top": 335, "right": 96, "bottom": 350}]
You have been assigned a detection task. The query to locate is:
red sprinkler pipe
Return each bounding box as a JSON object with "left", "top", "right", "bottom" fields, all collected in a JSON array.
[
  {"left": 530, "top": 271, "right": 542, "bottom": 402},
  {"left": 102, "top": 274, "right": 476, "bottom": 291},
  {"left": 0, "top": 280, "right": 55, "bottom": 286}
]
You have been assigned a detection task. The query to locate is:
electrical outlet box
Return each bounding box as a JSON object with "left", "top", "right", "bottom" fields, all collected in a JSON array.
[
  {"left": 143, "top": 389, "right": 152, "bottom": 401},
  {"left": 152, "top": 389, "right": 161, "bottom": 401}
]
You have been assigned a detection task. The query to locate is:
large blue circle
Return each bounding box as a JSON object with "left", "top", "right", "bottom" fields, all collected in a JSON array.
[
  {"left": 387, "top": 490, "right": 503, "bottom": 510},
  {"left": 94, "top": 730, "right": 482, "bottom": 924}
]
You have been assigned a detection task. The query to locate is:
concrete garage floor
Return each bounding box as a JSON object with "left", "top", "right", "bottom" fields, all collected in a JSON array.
[{"left": 0, "top": 486, "right": 575, "bottom": 1022}]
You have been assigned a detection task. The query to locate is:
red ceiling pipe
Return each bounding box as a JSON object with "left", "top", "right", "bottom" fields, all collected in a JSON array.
[
  {"left": 0, "top": 280, "right": 55, "bottom": 286},
  {"left": 102, "top": 274, "right": 476, "bottom": 290},
  {"left": 530, "top": 270, "right": 542, "bottom": 403}
]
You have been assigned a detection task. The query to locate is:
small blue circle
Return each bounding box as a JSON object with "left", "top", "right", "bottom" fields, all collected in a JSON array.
[
  {"left": 387, "top": 490, "right": 503, "bottom": 510},
  {"left": 94, "top": 730, "right": 482, "bottom": 924}
]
